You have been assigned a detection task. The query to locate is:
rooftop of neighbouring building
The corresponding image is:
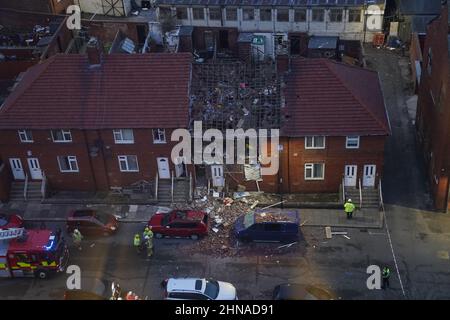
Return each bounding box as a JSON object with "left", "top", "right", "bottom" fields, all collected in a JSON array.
[
  {"left": 0, "top": 51, "right": 193, "bottom": 129},
  {"left": 283, "top": 58, "right": 391, "bottom": 137},
  {"left": 398, "top": 0, "right": 443, "bottom": 15},
  {"left": 156, "top": 0, "right": 384, "bottom": 7}
]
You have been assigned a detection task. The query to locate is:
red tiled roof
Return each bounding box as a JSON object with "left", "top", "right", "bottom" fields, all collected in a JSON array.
[
  {"left": 0, "top": 53, "right": 192, "bottom": 129},
  {"left": 283, "top": 58, "right": 391, "bottom": 136}
]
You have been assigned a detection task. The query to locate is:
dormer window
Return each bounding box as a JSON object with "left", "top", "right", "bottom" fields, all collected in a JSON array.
[{"left": 18, "top": 130, "right": 33, "bottom": 143}]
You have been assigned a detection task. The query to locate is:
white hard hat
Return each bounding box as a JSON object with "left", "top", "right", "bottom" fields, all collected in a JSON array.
[{"left": 348, "top": 199, "right": 352, "bottom": 202}]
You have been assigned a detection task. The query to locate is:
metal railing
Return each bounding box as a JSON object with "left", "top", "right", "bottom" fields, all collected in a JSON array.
[
  {"left": 341, "top": 177, "right": 346, "bottom": 204},
  {"left": 358, "top": 178, "right": 363, "bottom": 209},
  {"left": 23, "top": 174, "right": 28, "bottom": 201},
  {"left": 171, "top": 171, "right": 174, "bottom": 203},
  {"left": 154, "top": 173, "right": 159, "bottom": 201},
  {"left": 40, "top": 171, "right": 47, "bottom": 201},
  {"left": 379, "top": 178, "right": 384, "bottom": 211},
  {"left": 189, "top": 172, "right": 193, "bottom": 202}
]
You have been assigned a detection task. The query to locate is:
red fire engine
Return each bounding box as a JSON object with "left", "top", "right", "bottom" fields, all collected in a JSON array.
[{"left": 0, "top": 228, "right": 69, "bottom": 279}]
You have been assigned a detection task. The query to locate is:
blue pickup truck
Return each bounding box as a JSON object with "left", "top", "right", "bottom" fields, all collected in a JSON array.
[{"left": 234, "top": 209, "right": 300, "bottom": 243}]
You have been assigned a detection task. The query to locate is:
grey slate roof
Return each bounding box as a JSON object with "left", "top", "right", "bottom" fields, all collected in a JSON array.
[{"left": 156, "top": 0, "right": 384, "bottom": 7}]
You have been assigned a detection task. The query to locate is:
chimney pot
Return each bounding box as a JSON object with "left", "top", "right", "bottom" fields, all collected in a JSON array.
[{"left": 86, "top": 37, "right": 102, "bottom": 66}]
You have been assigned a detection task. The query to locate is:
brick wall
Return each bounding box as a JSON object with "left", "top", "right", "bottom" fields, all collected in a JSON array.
[
  {"left": 0, "top": 162, "right": 12, "bottom": 202},
  {"left": 416, "top": 3, "right": 450, "bottom": 211}
]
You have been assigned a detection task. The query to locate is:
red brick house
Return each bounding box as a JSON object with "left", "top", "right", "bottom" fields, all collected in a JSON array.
[
  {"left": 416, "top": 2, "right": 450, "bottom": 211},
  {"left": 228, "top": 58, "right": 391, "bottom": 199},
  {"left": 0, "top": 41, "right": 193, "bottom": 199}
]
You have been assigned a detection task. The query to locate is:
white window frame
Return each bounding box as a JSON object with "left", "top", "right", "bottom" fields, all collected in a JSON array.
[
  {"left": 305, "top": 136, "right": 326, "bottom": 149},
  {"left": 57, "top": 156, "right": 79, "bottom": 173},
  {"left": 113, "top": 129, "right": 134, "bottom": 144},
  {"left": 118, "top": 155, "right": 139, "bottom": 172},
  {"left": 18, "top": 130, "right": 33, "bottom": 143},
  {"left": 346, "top": 136, "right": 360, "bottom": 149},
  {"left": 153, "top": 128, "right": 166, "bottom": 144},
  {"left": 51, "top": 129, "right": 72, "bottom": 143},
  {"left": 305, "top": 163, "right": 325, "bottom": 180}
]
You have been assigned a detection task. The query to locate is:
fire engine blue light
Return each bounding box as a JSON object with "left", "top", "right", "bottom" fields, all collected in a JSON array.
[{"left": 44, "top": 240, "right": 54, "bottom": 250}]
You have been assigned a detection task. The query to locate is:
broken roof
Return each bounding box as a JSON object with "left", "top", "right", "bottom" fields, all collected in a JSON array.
[
  {"left": 283, "top": 58, "right": 390, "bottom": 137},
  {"left": 0, "top": 53, "right": 192, "bottom": 129},
  {"left": 156, "top": 0, "right": 384, "bottom": 6}
]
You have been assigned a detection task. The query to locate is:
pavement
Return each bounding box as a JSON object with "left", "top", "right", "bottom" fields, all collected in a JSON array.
[{"left": 0, "top": 201, "right": 383, "bottom": 228}]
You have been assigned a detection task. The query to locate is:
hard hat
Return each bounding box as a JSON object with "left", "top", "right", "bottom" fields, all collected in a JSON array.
[{"left": 348, "top": 199, "right": 352, "bottom": 202}]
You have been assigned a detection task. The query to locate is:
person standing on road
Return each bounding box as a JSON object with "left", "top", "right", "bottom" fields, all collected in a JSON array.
[
  {"left": 344, "top": 199, "right": 355, "bottom": 219},
  {"left": 133, "top": 234, "right": 141, "bottom": 254},
  {"left": 72, "top": 229, "right": 83, "bottom": 251},
  {"left": 145, "top": 233, "right": 153, "bottom": 258},
  {"left": 143, "top": 226, "right": 153, "bottom": 240},
  {"left": 382, "top": 266, "right": 391, "bottom": 289}
]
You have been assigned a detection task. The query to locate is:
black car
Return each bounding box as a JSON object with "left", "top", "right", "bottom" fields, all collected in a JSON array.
[{"left": 272, "top": 284, "right": 335, "bottom": 300}]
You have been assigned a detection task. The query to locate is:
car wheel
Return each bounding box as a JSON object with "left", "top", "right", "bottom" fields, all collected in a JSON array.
[
  {"left": 190, "top": 234, "right": 199, "bottom": 240},
  {"left": 155, "top": 233, "right": 163, "bottom": 239},
  {"left": 35, "top": 270, "right": 49, "bottom": 279}
]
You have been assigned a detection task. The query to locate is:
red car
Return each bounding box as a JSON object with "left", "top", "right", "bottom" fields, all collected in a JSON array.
[
  {"left": 148, "top": 209, "right": 208, "bottom": 240},
  {"left": 67, "top": 209, "right": 119, "bottom": 236},
  {"left": 0, "top": 213, "right": 23, "bottom": 230}
]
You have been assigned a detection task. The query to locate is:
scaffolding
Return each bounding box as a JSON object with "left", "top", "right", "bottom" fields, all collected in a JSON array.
[{"left": 189, "top": 60, "right": 282, "bottom": 132}]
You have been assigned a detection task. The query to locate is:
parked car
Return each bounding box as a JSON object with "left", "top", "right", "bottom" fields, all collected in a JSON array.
[
  {"left": 272, "top": 283, "right": 335, "bottom": 300},
  {"left": 148, "top": 209, "right": 208, "bottom": 240},
  {"left": 0, "top": 213, "right": 23, "bottom": 230},
  {"left": 234, "top": 209, "right": 299, "bottom": 243},
  {"left": 67, "top": 209, "right": 119, "bottom": 236},
  {"left": 162, "top": 278, "right": 237, "bottom": 300}
]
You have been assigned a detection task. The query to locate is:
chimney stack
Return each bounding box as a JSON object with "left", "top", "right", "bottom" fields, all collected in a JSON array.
[{"left": 86, "top": 37, "right": 102, "bottom": 66}]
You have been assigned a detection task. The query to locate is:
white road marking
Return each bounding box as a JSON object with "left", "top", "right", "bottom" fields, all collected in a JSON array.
[{"left": 383, "top": 208, "right": 406, "bottom": 298}]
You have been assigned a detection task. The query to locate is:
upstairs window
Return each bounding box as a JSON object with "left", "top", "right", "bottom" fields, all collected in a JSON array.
[
  {"left": 312, "top": 9, "right": 324, "bottom": 22},
  {"left": 153, "top": 128, "right": 166, "bottom": 144},
  {"left": 346, "top": 136, "right": 360, "bottom": 149},
  {"left": 113, "top": 129, "right": 134, "bottom": 144},
  {"left": 209, "top": 8, "right": 221, "bottom": 20},
  {"left": 294, "top": 9, "right": 307, "bottom": 22},
  {"left": 260, "top": 8, "right": 272, "bottom": 21},
  {"left": 225, "top": 8, "right": 237, "bottom": 21},
  {"left": 176, "top": 7, "right": 188, "bottom": 20},
  {"left": 305, "top": 136, "right": 325, "bottom": 149},
  {"left": 18, "top": 130, "right": 33, "bottom": 143},
  {"left": 329, "top": 9, "right": 343, "bottom": 22},
  {"left": 243, "top": 8, "right": 255, "bottom": 21},
  {"left": 277, "top": 9, "right": 289, "bottom": 22},
  {"left": 51, "top": 129, "right": 72, "bottom": 142},
  {"left": 192, "top": 7, "right": 205, "bottom": 20},
  {"left": 348, "top": 9, "right": 361, "bottom": 22}
]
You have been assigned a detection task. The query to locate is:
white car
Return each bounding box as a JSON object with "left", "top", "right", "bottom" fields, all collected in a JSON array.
[{"left": 163, "top": 278, "right": 238, "bottom": 300}]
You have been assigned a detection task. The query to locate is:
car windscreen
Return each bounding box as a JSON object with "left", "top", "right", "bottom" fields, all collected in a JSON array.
[
  {"left": 243, "top": 212, "right": 254, "bottom": 229},
  {"left": 95, "top": 213, "right": 110, "bottom": 225},
  {"left": 204, "top": 280, "right": 220, "bottom": 300},
  {"left": 161, "top": 214, "right": 171, "bottom": 226}
]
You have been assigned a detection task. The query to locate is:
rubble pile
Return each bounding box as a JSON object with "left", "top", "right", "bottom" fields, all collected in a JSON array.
[{"left": 254, "top": 211, "right": 293, "bottom": 223}]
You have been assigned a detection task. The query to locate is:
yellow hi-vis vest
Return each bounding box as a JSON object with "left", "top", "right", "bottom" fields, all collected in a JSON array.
[{"left": 344, "top": 202, "right": 355, "bottom": 213}]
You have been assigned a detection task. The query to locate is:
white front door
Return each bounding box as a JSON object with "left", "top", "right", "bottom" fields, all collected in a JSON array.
[
  {"left": 344, "top": 165, "right": 357, "bottom": 187},
  {"left": 27, "top": 158, "right": 42, "bottom": 180},
  {"left": 363, "top": 165, "right": 376, "bottom": 187},
  {"left": 157, "top": 157, "right": 170, "bottom": 179},
  {"left": 9, "top": 158, "right": 25, "bottom": 180},
  {"left": 211, "top": 165, "right": 224, "bottom": 187}
]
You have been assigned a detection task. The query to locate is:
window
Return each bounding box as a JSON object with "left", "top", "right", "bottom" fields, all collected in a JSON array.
[
  {"left": 305, "top": 163, "right": 325, "bottom": 180},
  {"left": 58, "top": 156, "right": 79, "bottom": 172},
  {"left": 118, "top": 155, "right": 139, "bottom": 172},
  {"left": 192, "top": 7, "right": 204, "bottom": 20},
  {"left": 209, "top": 8, "right": 221, "bottom": 20},
  {"left": 294, "top": 9, "right": 307, "bottom": 22},
  {"left": 312, "top": 9, "right": 324, "bottom": 22},
  {"left": 176, "top": 7, "right": 188, "bottom": 20},
  {"left": 305, "top": 136, "right": 325, "bottom": 149},
  {"left": 153, "top": 128, "right": 166, "bottom": 143},
  {"left": 18, "top": 130, "right": 33, "bottom": 143},
  {"left": 243, "top": 8, "right": 254, "bottom": 21},
  {"left": 277, "top": 9, "right": 289, "bottom": 22},
  {"left": 113, "top": 129, "right": 134, "bottom": 144},
  {"left": 348, "top": 9, "right": 361, "bottom": 22},
  {"left": 346, "top": 136, "right": 360, "bottom": 149},
  {"left": 329, "top": 9, "right": 343, "bottom": 22},
  {"left": 260, "top": 8, "right": 272, "bottom": 21},
  {"left": 51, "top": 129, "right": 72, "bottom": 142},
  {"left": 225, "top": 8, "right": 237, "bottom": 21}
]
